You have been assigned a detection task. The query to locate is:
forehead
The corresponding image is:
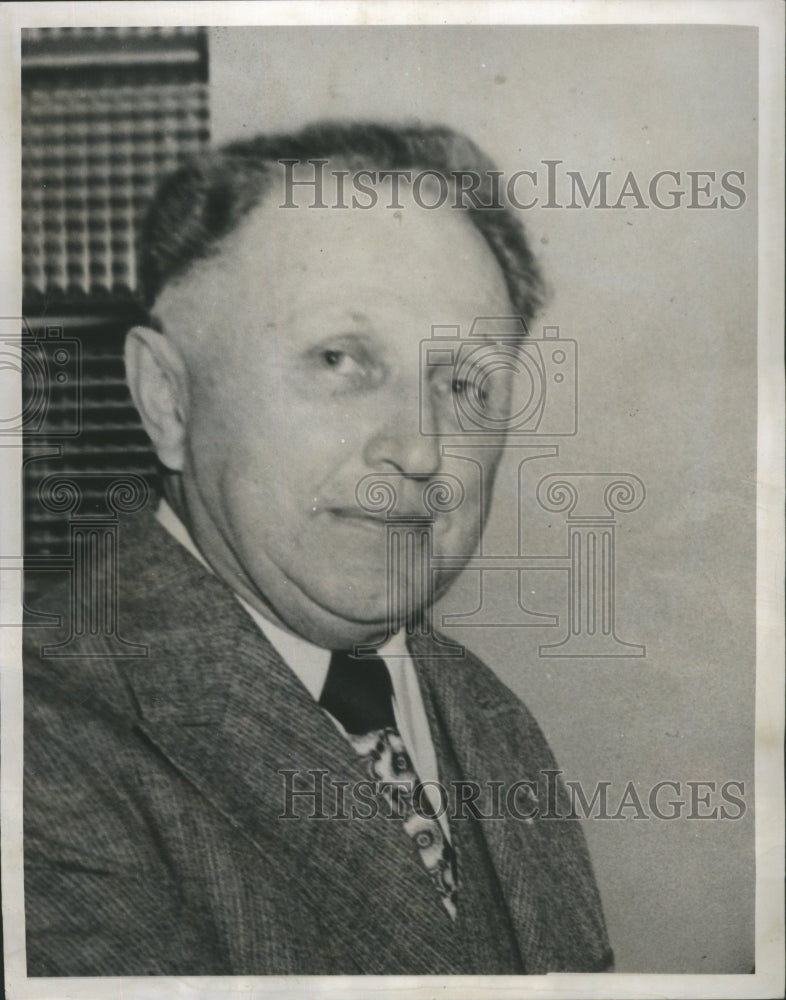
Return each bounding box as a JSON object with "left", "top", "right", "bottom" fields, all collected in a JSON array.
[{"left": 155, "top": 185, "right": 511, "bottom": 340}]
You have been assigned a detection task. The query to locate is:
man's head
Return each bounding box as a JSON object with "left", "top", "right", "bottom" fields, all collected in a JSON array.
[{"left": 125, "top": 121, "right": 545, "bottom": 648}]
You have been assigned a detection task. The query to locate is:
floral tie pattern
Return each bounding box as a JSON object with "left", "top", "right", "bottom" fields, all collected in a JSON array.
[{"left": 348, "top": 726, "right": 458, "bottom": 920}]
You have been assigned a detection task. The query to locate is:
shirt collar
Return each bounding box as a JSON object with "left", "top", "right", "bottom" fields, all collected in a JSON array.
[{"left": 154, "top": 500, "right": 433, "bottom": 796}]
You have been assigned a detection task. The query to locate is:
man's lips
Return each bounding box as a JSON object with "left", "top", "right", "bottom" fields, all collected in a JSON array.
[
  {"left": 325, "top": 506, "right": 438, "bottom": 523},
  {"left": 327, "top": 508, "right": 388, "bottom": 525}
]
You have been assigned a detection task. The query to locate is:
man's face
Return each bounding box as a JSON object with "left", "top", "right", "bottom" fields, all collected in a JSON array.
[{"left": 154, "top": 187, "right": 516, "bottom": 647}]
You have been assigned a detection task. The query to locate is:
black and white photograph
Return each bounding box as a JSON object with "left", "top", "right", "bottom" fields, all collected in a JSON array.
[{"left": 1, "top": 2, "right": 783, "bottom": 998}]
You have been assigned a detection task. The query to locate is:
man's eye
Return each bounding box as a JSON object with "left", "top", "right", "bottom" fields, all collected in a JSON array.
[
  {"left": 452, "top": 377, "right": 485, "bottom": 402},
  {"left": 321, "top": 349, "right": 358, "bottom": 373},
  {"left": 309, "top": 340, "right": 385, "bottom": 392}
]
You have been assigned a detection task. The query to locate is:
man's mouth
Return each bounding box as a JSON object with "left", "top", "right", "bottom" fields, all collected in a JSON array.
[
  {"left": 326, "top": 506, "right": 439, "bottom": 524},
  {"left": 325, "top": 507, "right": 388, "bottom": 527}
]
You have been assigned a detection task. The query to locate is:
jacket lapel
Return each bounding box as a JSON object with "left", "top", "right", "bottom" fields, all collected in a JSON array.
[
  {"left": 412, "top": 634, "right": 612, "bottom": 974},
  {"left": 117, "top": 514, "right": 467, "bottom": 973}
]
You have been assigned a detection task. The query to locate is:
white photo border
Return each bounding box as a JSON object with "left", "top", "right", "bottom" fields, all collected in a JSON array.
[{"left": 1, "top": 3, "right": 783, "bottom": 998}]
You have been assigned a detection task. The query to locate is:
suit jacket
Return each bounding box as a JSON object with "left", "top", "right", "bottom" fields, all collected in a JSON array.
[{"left": 24, "top": 512, "right": 612, "bottom": 976}]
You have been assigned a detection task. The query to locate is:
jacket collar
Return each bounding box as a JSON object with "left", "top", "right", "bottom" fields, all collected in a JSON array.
[{"left": 116, "top": 513, "right": 469, "bottom": 973}]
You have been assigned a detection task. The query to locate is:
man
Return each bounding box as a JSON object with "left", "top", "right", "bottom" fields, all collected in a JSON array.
[{"left": 24, "top": 122, "right": 612, "bottom": 975}]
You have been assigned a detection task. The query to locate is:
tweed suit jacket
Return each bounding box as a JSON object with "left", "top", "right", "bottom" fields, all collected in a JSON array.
[{"left": 24, "top": 511, "right": 613, "bottom": 976}]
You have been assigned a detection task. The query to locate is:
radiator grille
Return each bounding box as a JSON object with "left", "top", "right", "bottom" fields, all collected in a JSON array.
[{"left": 22, "top": 27, "right": 211, "bottom": 561}]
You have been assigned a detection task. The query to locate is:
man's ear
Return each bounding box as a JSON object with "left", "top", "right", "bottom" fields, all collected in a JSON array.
[{"left": 125, "top": 326, "right": 189, "bottom": 472}]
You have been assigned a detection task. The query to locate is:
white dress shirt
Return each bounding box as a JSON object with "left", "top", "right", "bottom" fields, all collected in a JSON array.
[{"left": 156, "top": 500, "right": 449, "bottom": 834}]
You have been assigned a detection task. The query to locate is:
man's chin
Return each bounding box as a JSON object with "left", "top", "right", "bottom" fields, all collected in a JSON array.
[
  {"left": 286, "top": 595, "right": 421, "bottom": 650},
  {"left": 294, "top": 568, "right": 465, "bottom": 647},
  {"left": 290, "top": 615, "right": 392, "bottom": 652}
]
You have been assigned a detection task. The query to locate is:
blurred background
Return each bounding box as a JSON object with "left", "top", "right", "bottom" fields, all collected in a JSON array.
[{"left": 20, "top": 24, "right": 756, "bottom": 972}]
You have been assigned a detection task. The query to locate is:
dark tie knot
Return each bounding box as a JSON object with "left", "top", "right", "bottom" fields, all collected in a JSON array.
[{"left": 319, "top": 650, "right": 396, "bottom": 735}]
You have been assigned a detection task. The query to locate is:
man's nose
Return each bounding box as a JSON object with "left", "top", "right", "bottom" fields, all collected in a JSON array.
[{"left": 362, "top": 392, "right": 442, "bottom": 479}]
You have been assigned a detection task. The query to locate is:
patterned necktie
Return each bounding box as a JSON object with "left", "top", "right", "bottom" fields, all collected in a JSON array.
[{"left": 319, "top": 649, "right": 458, "bottom": 919}]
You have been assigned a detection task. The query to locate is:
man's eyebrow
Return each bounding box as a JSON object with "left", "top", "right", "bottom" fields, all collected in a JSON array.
[
  {"left": 311, "top": 311, "right": 381, "bottom": 337},
  {"left": 311, "top": 330, "right": 378, "bottom": 349},
  {"left": 282, "top": 305, "right": 373, "bottom": 326}
]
